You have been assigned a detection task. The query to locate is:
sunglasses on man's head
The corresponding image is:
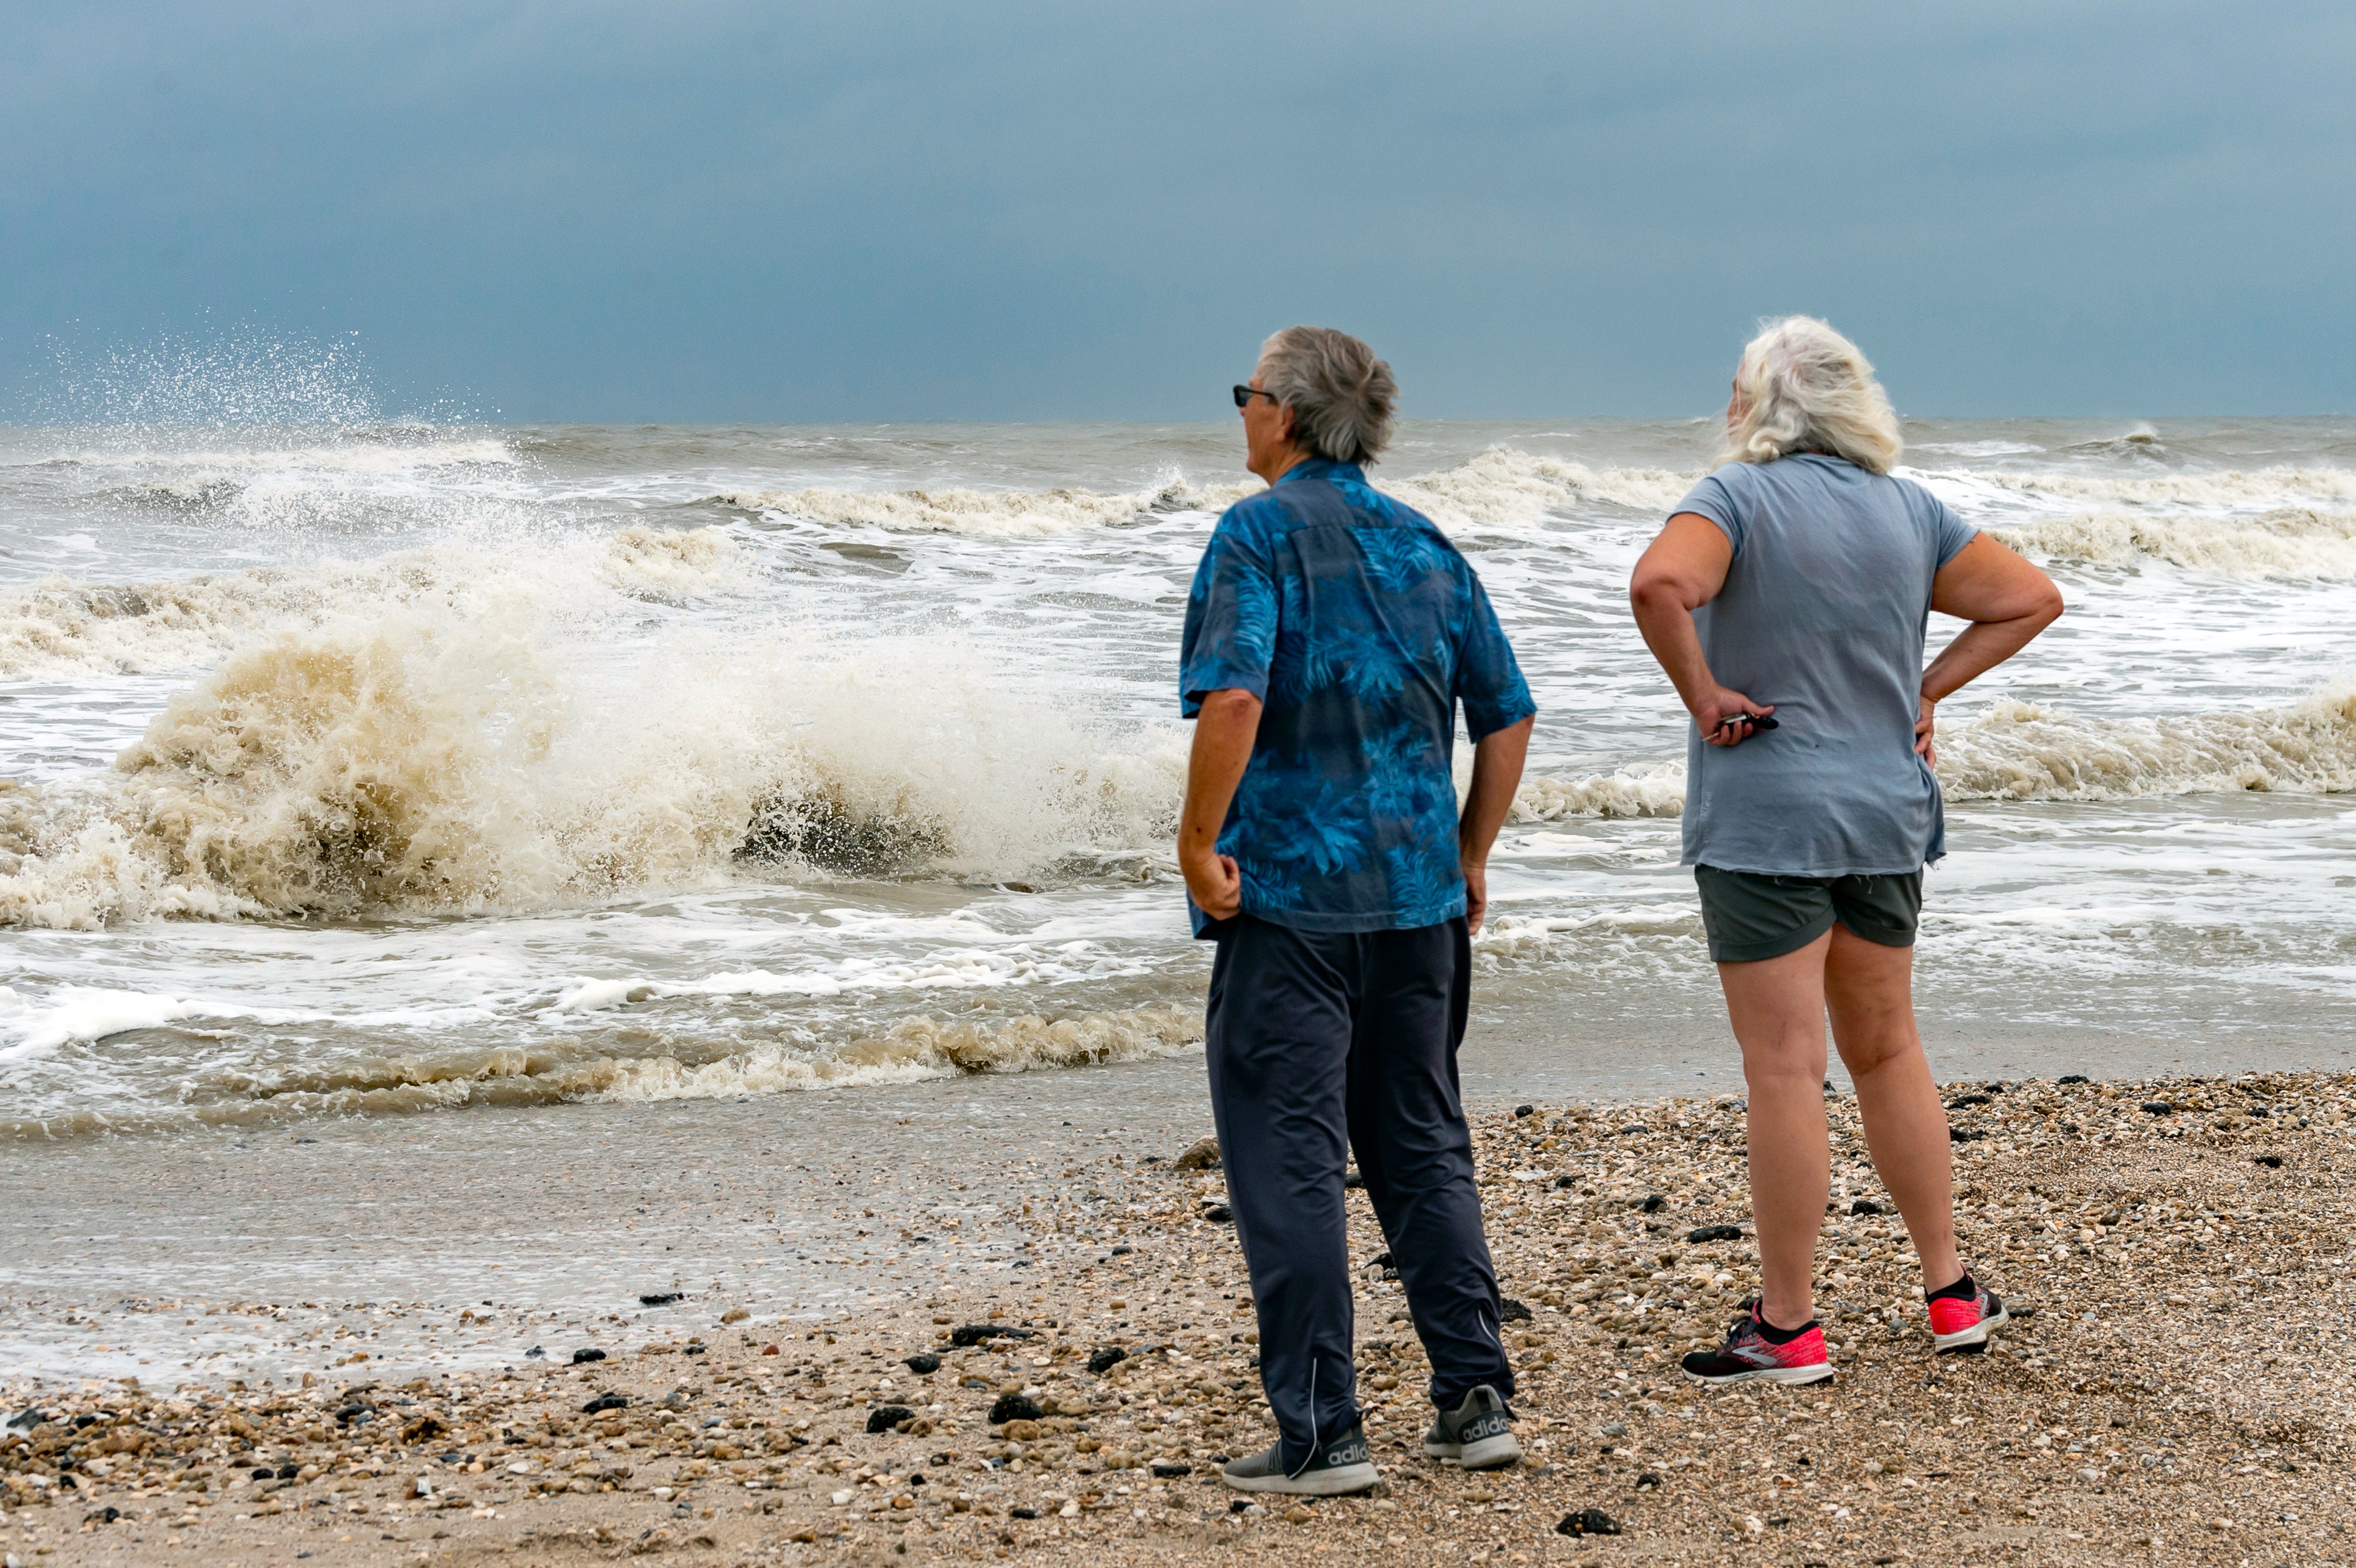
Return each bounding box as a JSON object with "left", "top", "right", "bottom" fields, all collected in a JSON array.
[{"left": 1233, "top": 384, "right": 1278, "bottom": 409}]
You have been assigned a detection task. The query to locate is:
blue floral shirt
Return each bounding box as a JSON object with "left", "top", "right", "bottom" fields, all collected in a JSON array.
[{"left": 1179, "top": 459, "right": 1535, "bottom": 936}]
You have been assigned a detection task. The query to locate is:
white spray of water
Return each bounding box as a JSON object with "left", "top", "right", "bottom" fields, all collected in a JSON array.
[{"left": 1995, "top": 508, "right": 2356, "bottom": 579}]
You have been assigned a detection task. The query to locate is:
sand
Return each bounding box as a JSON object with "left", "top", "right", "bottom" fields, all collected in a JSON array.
[{"left": 6, "top": 1070, "right": 2352, "bottom": 1567}]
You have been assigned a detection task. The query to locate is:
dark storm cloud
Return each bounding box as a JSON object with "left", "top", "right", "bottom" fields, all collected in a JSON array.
[{"left": 2, "top": 1, "right": 2350, "bottom": 421}]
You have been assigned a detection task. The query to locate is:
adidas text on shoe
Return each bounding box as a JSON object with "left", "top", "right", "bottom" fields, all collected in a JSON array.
[
  {"left": 1423, "top": 1385, "right": 1522, "bottom": 1470},
  {"left": 1680, "top": 1300, "right": 1834, "bottom": 1386},
  {"left": 1927, "top": 1278, "right": 2009, "bottom": 1354},
  {"left": 1219, "top": 1426, "right": 1378, "bottom": 1496}
]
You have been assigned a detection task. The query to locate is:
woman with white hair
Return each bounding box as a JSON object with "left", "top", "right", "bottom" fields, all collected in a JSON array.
[{"left": 1629, "top": 317, "right": 2063, "bottom": 1385}]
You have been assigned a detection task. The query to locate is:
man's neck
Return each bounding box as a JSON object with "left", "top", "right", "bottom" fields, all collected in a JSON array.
[{"left": 1252, "top": 448, "right": 1316, "bottom": 486}]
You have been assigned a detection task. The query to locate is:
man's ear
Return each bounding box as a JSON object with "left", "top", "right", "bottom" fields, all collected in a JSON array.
[{"left": 1276, "top": 404, "right": 1297, "bottom": 447}]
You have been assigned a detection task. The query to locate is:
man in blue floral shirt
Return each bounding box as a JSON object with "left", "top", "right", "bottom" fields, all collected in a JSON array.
[{"left": 1180, "top": 326, "right": 1537, "bottom": 1496}]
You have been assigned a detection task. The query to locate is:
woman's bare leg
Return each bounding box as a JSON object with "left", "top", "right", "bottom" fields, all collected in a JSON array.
[
  {"left": 1716, "top": 933, "right": 1833, "bottom": 1331},
  {"left": 1823, "top": 926, "right": 1963, "bottom": 1293}
]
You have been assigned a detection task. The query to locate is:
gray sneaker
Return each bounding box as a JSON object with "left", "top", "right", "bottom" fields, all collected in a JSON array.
[
  {"left": 1219, "top": 1425, "right": 1379, "bottom": 1496},
  {"left": 1423, "top": 1385, "right": 1520, "bottom": 1469}
]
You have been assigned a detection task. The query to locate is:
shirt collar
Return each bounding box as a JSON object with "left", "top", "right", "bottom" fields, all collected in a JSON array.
[{"left": 1274, "top": 458, "right": 1362, "bottom": 487}]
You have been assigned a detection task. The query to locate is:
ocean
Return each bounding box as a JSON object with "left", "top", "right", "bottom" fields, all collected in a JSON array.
[{"left": 5, "top": 412, "right": 2356, "bottom": 1148}]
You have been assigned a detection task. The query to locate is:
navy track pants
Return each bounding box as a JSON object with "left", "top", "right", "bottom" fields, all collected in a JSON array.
[{"left": 1205, "top": 914, "right": 1514, "bottom": 1469}]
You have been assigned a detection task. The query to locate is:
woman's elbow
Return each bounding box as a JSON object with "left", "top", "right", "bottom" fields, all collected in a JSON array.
[{"left": 2032, "top": 581, "right": 2066, "bottom": 628}]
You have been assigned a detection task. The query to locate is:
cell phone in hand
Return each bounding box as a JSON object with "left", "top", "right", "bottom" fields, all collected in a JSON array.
[{"left": 1716, "top": 712, "right": 1779, "bottom": 731}]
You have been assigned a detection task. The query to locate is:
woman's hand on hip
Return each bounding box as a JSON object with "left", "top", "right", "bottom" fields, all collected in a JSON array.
[
  {"left": 1914, "top": 694, "right": 1939, "bottom": 770},
  {"left": 1694, "top": 687, "right": 1775, "bottom": 747}
]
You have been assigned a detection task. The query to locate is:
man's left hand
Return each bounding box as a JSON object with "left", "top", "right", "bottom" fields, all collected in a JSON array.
[{"left": 1462, "top": 860, "right": 1489, "bottom": 936}]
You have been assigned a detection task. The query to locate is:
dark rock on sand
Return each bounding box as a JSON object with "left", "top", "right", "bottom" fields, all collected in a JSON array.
[
  {"left": 571, "top": 1348, "right": 606, "bottom": 1364},
  {"left": 2059, "top": 1074, "right": 2090, "bottom": 1084},
  {"left": 990, "top": 1393, "right": 1045, "bottom": 1425},
  {"left": 2254, "top": 1154, "right": 2284, "bottom": 1168},
  {"left": 1556, "top": 1509, "right": 1620, "bottom": 1536},
  {"left": 866, "top": 1405, "right": 915, "bottom": 1434},
  {"left": 82, "top": 1506, "right": 120, "bottom": 1525},
  {"left": 251, "top": 1466, "right": 274, "bottom": 1481},
  {"left": 1500, "top": 1298, "right": 1533, "bottom": 1323},
  {"left": 904, "top": 1353, "right": 943, "bottom": 1375},
  {"left": 1555, "top": 1174, "right": 1578, "bottom": 1189},
  {"left": 581, "top": 1394, "right": 628, "bottom": 1415},
  {"left": 1515, "top": 1105, "right": 1536, "bottom": 1118},
  {"left": 525, "top": 1346, "right": 545, "bottom": 1359},
  {"left": 1175, "top": 1136, "right": 1221, "bottom": 1171},
  {"left": 1087, "top": 1346, "right": 1128, "bottom": 1374},
  {"left": 333, "top": 1402, "right": 373, "bottom": 1426},
  {"left": 2142, "top": 1101, "right": 2175, "bottom": 1115},
  {"left": 1639, "top": 1194, "right": 1667, "bottom": 1214},
  {"left": 1011, "top": 1506, "right": 1041, "bottom": 1519},
  {"left": 640, "top": 1292, "right": 684, "bottom": 1306},
  {"left": 1851, "top": 1199, "right": 1883, "bottom": 1216},
  {"left": 1150, "top": 1460, "right": 1192, "bottom": 1478},
  {"left": 951, "top": 1324, "right": 1036, "bottom": 1347},
  {"left": 277, "top": 1464, "right": 300, "bottom": 1479},
  {"left": 1344, "top": 1168, "right": 1366, "bottom": 1189},
  {"left": 1688, "top": 1224, "right": 1744, "bottom": 1243},
  {"left": 1948, "top": 1093, "right": 1993, "bottom": 1108},
  {"left": 1950, "top": 1127, "right": 1986, "bottom": 1141},
  {"left": 1635, "top": 1472, "right": 1662, "bottom": 1490},
  {"left": 1203, "top": 1204, "right": 1233, "bottom": 1223}
]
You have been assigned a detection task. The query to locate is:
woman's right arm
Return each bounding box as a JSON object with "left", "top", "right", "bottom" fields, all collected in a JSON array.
[
  {"left": 1917, "top": 535, "right": 2065, "bottom": 765},
  {"left": 1629, "top": 513, "right": 1776, "bottom": 746}
]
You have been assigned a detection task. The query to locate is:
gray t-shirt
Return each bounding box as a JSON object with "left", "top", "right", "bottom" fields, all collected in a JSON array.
[{"left": 1671, "top": 454, "right": 1978, "bottom": 877}]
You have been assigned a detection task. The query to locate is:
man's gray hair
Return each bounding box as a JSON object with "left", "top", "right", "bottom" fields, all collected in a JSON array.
[{"left": 1257, "top": 326, "right": 1398, "bottom": 465}]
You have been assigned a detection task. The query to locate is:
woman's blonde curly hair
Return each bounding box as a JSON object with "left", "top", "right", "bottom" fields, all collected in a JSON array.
[{"left": 1720, "top": 316, "right": 1902, "bottom": 475}]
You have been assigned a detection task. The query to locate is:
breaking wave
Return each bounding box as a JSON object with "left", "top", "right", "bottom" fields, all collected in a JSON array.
[
  {"left": 0, "top": 596, "right": 1186, "bottom": 929},
  {"left": 1504, "top": 682, "right": 2356, "bottom": 820},
  {"left": 714, "top": 447, "right": 1697, "bottom": 536},
  {"left": 1982, "top": 467, "right": 2356, "bottom": 511},
  {"left": 0, "top": 1004, "right": 1205, "bottom": 1138},
  {"left": 0, "top": 525, "right": 740, "bottom": 678},
  {"left": 1994, "top": 509, "right": 2356, "bottom": 579}
]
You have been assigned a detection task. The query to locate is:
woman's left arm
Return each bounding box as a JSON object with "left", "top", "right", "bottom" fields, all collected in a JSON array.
[{"left": 1917, "top": 535, "right": 2066, "bottom": 765}]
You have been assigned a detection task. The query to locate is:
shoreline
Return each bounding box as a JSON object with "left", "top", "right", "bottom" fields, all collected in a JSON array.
[{"left": 7, "top": 1068, "right": 2354, "bottom": 1566}]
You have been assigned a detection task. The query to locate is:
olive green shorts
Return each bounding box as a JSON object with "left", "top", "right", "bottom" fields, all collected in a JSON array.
[{"left": 1692, "top": 865, "right": 1924, "bottom": 964}]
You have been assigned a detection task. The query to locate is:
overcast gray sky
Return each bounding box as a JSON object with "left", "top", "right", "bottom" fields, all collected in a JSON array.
[{"left": 4, "top": 1, "right": 2350, "bottom": 422}]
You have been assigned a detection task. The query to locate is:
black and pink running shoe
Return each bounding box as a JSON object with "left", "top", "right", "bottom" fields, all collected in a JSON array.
[
  {"left": 1927, "top": 1274, "right": 2008, "bottom": 1354},
  {"left": 1679, "top": 1298, "right": 1834, "bottom": 1386}
]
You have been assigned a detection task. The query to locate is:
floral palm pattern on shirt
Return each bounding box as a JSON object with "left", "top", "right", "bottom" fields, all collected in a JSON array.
[{"left": 1180, "top": 460, "right": 1534, "bottom": 934}]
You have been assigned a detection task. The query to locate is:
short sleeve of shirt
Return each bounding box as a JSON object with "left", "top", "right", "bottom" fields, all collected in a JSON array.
[
  {"left": 1671, "top": 467, "right": 1748, "bottom": 555},
  {"left": 1929, "top": 491, "right": 1978, "bottom": 567},
  {"left": 1452, "top": 567, "right": 1537, "bottom": 741},
  {"left": 1178, "top": 517, "right": 1278, "bottom": 716}
]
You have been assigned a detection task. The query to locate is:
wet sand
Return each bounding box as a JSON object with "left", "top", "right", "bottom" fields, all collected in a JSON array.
[{"left": 7, "top": 1065, "right": 2355, "bottom": 1566}]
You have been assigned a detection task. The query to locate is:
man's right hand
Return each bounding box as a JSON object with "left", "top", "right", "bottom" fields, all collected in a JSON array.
[
  {"left": 1693, "top": 687, "right": 1775, "bottom": 746},
  {"left": 1183, "top": 850, "right": 1244, "bottom": 921}
]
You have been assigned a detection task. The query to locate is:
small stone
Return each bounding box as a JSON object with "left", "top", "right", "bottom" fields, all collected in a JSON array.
[
  {"left": 581, "top": 1394, "right": 627, "bottom": 1415},
  {"left": 524, "top": 1345, "right": 545, "bottom": 1359},
  {"left": 2058, "top": 1074, "right": 2090, "bottom": 1085},
  {"left": 1849, "top": 1199, "right": 1883, "bottom": 1216},
  {"left": 1555, "top": 1508, "right": 1620, "bottom": 1536},
  {"left": 1286, "top": 1504, "right": 1314, "bottom": 1523},
  {"left": 2254, "top": 1155, "right": 2284, "bottom": 1168},
  {"left": 571, "top": 1348, "right": 606, "bottom": 1364},
  {"left": 866, "top": 1405, "right": 915, "bottom": 1433},
  {"left": 1002, "top": 1419, "right": 1041, "bottom": 1442},
  {"left": 1086, "top": 1346, "right": 1128, "bottom": 1374},
  {"left": 1174, "top": 1137, "right": 1221, "bottom": 1171},
  {"left": 1499, "top": 1298, "right": 1533, "bottom": 1323},
  {"left": 720, "top": 1308, "right": 749, "bottom": 1324},
  {"left": 1514, "top": 1104, "right": 1536, "bottom": 1118},
  {"left": 990, "top": 1393, "right": 1045, "bottom": 1425},
  {"left": 1150, "top": 1460, "right": 1192, "bottom": 1478},
  {"left": 1634, "top": 1472, "right": 1662, "bottom": 1490},
  {"left": 905, "top": 1352, "right": 942, "bottom": 1374},
  {"left": 1639, "top": 1194, "right": 1667, "bottom": 1214},
  {"left": 640, "top": 1292, "right": 685, "bottom": 1306},
  {"left": 1011, "top": 1506, "right": 1040, "bottom": 1519},
  {"left": 2140, "top": 1101, "right": 2175, "bottom": 1116},
  {"left": 1688, "top": 1225, "right": 1744, "bottom": 1243},
  {"left": 1949, "top": 1127, "right": 1986, "bottom": 1142},
  {"left": 1343, "top": 1168, "right": 1366, "bottom": 1190},
  {"left": 1203, "top": 1204, "right": 1234, "bottom": 1223},
  {"left": 952, "top": 1324, "right": 1036, "bottom": 1348}
]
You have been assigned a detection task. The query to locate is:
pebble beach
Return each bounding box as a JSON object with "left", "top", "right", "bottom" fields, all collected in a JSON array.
[{"left": 7, "top": 1069, "right": 2352, "bottom": 1567}]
